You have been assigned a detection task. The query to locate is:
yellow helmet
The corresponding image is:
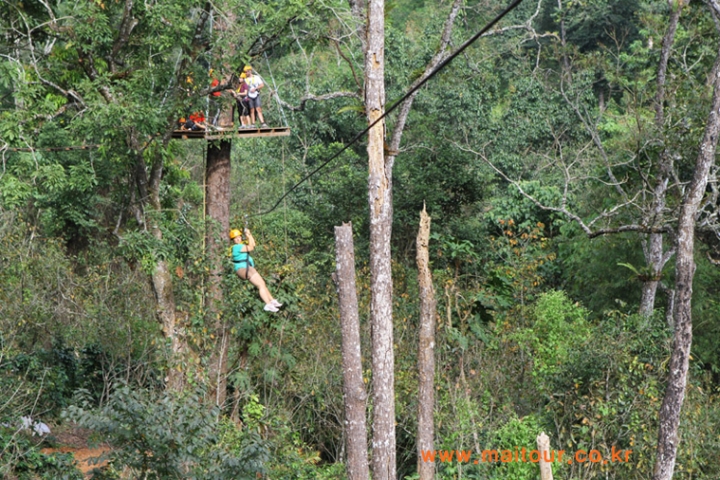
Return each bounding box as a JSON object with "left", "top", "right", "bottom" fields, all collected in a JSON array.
[
  {"left": 243, "top": 65, "right": 252, "bottom": 72},
  {"left": 229, "top": 229, "right": 242, "bottom": 239},
  {"left": 239, "top": 73, "right": 247, "bottom": 79}
]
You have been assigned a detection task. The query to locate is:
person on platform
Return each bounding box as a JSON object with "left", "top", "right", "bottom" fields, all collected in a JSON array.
[
  {"left": 230, "top": 72, "right": 252, "bottom": 129},
  {"left": 179, "top": 112, "right": 206, "bottom": 131},
  {"left": 244, "top": 65, "right": 267, "bottom": 127},
  {"left": 229, "top": 228, "right": 282, "bottom": 312},
  {"left": 208, "top": 68, "right": 223, "bottom": 126}
]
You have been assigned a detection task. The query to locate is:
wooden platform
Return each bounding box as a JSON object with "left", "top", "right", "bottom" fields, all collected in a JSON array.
[{"left": 171, "top": 126, "right": 290, "bottom": 140}]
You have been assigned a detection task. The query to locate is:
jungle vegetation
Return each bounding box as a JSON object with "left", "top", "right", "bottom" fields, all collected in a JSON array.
[{"left": 1, "top": 0, "right": 720, "bottom": 478}]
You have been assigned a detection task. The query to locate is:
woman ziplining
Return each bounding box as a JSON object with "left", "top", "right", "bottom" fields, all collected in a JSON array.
[{"left": 229, "top": 228, "right": 283, "bottom": 312}]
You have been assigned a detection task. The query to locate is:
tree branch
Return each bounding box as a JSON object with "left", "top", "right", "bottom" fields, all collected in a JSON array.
[
  {"left": 109, "top": 0, "right": 139, "bottom": 72},
  {"left": 454, "top": 140, "right": 672, "bottom": 240},
  {"left": 329, "top": 36, "right": 362, "bottom": 92},
  {"left": 274, "top": 91, "right": 361, "bottom": 111},
  {"left": 386, "top": 0, "right": 463, "bottom": 168}
]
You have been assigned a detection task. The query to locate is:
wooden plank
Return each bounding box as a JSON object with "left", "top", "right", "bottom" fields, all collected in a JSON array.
[
  {"left": 171, "top": 130, "right": 206, "bottom": 139},
  {"left": 171, "top": 127, "right": 291, "bottom": 140},
  {"left": 208, "top": 128, "right": 291, "bottom": 139}
]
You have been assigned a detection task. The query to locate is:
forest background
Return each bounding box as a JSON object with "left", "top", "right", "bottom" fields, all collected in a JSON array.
[{"left": 2, "top": 0, "right": 720, "bottom": 478}]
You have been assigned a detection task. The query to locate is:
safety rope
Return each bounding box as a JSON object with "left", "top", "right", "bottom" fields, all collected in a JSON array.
[{"left": 206, "top": 9, "right": 213, "bottom": 126}]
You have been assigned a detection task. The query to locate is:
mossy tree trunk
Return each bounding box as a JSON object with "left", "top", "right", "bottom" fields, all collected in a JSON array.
[{"left": 205, "top": 139, "right": 232, "bottom": 407}]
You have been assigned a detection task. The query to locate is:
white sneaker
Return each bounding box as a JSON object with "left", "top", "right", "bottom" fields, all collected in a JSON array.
[
  {"left": 263, "top": 303, "right": 279, "bottom": 313},
  {"left": 271, "top": 299, "right": 283, "bottom": 308}
]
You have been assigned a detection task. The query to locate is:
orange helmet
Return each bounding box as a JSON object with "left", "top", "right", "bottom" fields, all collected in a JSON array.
[{"left": 229, "top": 229, "right": 242, "bottom": 239}]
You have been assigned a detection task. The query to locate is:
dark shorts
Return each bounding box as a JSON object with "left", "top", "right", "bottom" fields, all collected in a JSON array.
[
  {"left": 237, "top": 100, "right": 249, "bottom": 117},
  {"left": 247, "top": 95, "right": 261, "bottom": 109},
  {"left": 184, "top": 119, "right": 203, "bottom": 131},
  {"left": 236, "top": 266, "right": 258, "bottom": 281}
]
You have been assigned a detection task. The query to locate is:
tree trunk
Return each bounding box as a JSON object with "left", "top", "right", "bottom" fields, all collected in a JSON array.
[
  {"left": 639, "top": 233, "right": 663, "bottom": 318},
  {"left": 205, "top": 139, "right": 232, "bottom": 407},
  {"left": 652, "top": 31, "right": 720, "bottom": 480},
  {"left": 134, "top": 148, "right": 184, "bottom": 391},
  {"left": 416, "top": 207, "right": 436, "bottom": 480},
  {"left": 640, "top": 2, "right": 685, "bottom": 318},
  {"left": 151, "top": 260, "right": 184, "bottom": 391},
  {"left": 334, "top": 223, "right": 370, "bottom": 480},
  {"left": 365, "top": 0, "right": 395, "bottom": 478}
]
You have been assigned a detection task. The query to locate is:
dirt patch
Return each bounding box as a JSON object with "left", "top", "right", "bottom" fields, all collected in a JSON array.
[
  {"left": 41, "top": 446, "right": 111, "bottom": 477},
  {"left": 50, "top": 423, "right": 97, "bottom": 449},
  {"left": 40, "top": 423, "right": 112, "bottom": 478}
]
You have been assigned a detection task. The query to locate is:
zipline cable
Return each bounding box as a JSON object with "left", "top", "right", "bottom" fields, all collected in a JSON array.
[{"left": 248, "top": 0, "right": 525, "bottom": 218}]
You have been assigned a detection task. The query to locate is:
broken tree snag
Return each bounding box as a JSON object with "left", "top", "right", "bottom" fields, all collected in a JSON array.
[
  {"left": 333, "top": 223, "right": 370, "bottom": 480},
  {"left": 205, "top": 139, "right": 232, "bottom": 408},
  {"left": 416, "top": 207, "right": 436, "bottom": 480},
  {"left": 652, "top": 16, "right": 720, "bottom": 480},
  {"left": 537, "top": 432, "right": 553, "bottom": 480}
]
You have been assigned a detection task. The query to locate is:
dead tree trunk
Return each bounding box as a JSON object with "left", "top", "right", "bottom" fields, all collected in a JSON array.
[
  {"left": 416, "top": 207, "right": 436, "bottom": 480},
  {"left": 205, "top": 139, "right": 232, "bottom": 407},
  {"left": 334, "top": 223, "right": 370, "bottom": 480},
  {"left": 652, "top": 20, "right": 720, "bottom": 480},
  {"left": 365, "top": 0, "right": 395, "bottom": 478}
]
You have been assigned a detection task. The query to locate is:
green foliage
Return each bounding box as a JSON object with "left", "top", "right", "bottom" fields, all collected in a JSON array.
[
  {"left": 514, "top": 290, "right": 592, "bottom": 385},
  {"left": 558, "top": 225, "right": 646, "bottom": 315},
  {"left": 65, "top": 386, "right": 269, "bottom": 479},
  {"left": 0, "top": 426, "right": 83, "bottom": 480},
  {"left": 489, "top": 414, "right": 560, "bottom": 480},
  {"left": 544, "top": 310, "right": 672, "bottom": 478},
  {"left": 487, "top": 182, "right": 565, "bottom": 232},
  {"left": 556, "top": 0, "right": 642, "bottom": 52}
]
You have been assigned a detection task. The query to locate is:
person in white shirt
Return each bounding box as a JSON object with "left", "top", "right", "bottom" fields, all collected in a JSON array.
[{"left": 244, "top": 65, "right": 267, "bottom": 127}]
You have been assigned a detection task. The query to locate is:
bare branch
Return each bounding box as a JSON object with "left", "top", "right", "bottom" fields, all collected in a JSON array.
[
  {"left": 560, "top": 80, "right": 629, "bottom": 202},
  {"left": 329, "top": 36, "right": 362, "bottom": 92},
  {"left": 274, "top": 91, "right": 361, "bottom": 111},
  {"left": 454, "top": 140, "right": 673, "bottom": 241},
  {"left": 587, "top": 225, "right": 673, "bottom": 239},
  {"left": 455, "top": 139, "right": 594, "bottom": 235}
]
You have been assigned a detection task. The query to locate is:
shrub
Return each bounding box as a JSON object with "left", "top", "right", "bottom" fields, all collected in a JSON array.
[
  {"left": 0, "top": 426, "right": 83, "bottom": 480},
  {"left": 65, "top": 385, "right": 269, "bottom": 479}
]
